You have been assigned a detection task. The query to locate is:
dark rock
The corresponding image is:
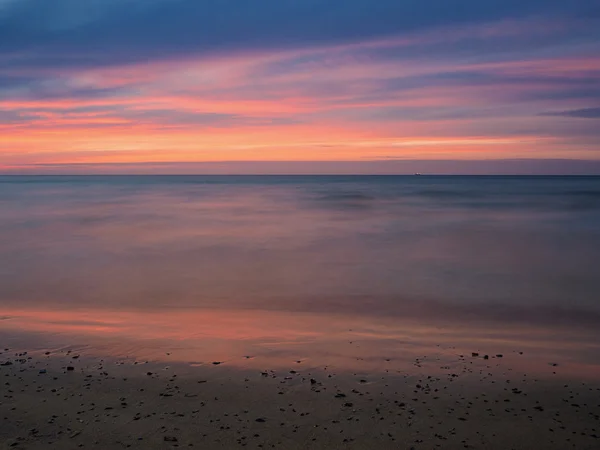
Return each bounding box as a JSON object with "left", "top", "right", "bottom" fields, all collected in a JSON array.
[
  {"left": 67, "top": 366, "right": 75, "bottom": 371},
  {"left": 310, "top": 379, "right": 317, "bottom": 385},
  {"left": 212, "top": 361, "right": 221, "bottom": 365},
  {"left": 471, "top": 353, "right": 479, "bottom": 357},
  {"left": 164, "top": 436, "right": 178, "bottom": 442},
  {"left": 255, "top": 418, "right": 266, "bottom": 423}
]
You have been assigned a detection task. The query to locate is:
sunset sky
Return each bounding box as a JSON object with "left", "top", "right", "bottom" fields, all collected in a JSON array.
[{"left": 1, "top": 0, "right": 599, "bottom": 173}]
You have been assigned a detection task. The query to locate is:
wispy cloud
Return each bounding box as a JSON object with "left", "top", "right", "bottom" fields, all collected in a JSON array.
[
  {"left": 0, "top": 0, "right": 599, "bottom": 170},
  {"left": 541, "top": 107, "right": 600, "bottom": 119}
]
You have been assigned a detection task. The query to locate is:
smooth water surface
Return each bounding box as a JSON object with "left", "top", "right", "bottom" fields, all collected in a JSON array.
[{"left": 1, "top": 175, "right": 600, "bottom": 371}]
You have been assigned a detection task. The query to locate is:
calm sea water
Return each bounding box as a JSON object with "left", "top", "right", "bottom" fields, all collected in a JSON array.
[{"left": 1, "top": 175, "right": 599, "bottom": 328}]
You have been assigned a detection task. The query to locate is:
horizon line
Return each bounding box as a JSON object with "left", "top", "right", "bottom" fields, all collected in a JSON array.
[{"left": 2, "top": 159, "right": 600, "bottom": 176}]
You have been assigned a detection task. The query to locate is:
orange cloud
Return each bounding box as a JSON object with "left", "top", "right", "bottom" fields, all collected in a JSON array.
[{"left": 2, "top": 29, "right": 600, "bottom": 168}]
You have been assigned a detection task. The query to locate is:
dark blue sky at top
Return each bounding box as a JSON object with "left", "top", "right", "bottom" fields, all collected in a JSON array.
[{"left": 1, "top": 0, "right": 599, "bottom": 69}]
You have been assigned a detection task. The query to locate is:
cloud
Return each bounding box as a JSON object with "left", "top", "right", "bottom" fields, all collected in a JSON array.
[
  {"left": 541, "top": 107, "right": 600, "bottom": 118},
  {"left": 1, "top": 0, "right": 598, "bottom": 71},
  {"left": 1, "top": 0, "right": 600, "bottom": 167}
]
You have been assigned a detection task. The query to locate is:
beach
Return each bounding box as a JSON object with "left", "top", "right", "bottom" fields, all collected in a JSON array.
[
  {"left": 2, "top": 0, "right": 600, "bottom": 443},
  {"left": 2, "top": 338, "right": 599, "bottom": 449},
  {"left": 1, "top": 175, "right": 600, "bottom": 448}
]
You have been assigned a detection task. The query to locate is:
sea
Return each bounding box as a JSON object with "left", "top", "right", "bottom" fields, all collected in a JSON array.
[{"left": 1, "top": 175, "right": 600, "bottom": 374}]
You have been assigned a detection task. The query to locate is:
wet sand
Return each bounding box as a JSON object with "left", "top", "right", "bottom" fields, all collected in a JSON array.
[{"left": 2, "top": 346, "right": 599, "bottom": 449}]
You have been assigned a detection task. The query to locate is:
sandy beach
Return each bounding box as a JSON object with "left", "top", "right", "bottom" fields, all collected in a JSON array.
[{"left": 2, "top": 337, "right": 599, "bottom": 449}]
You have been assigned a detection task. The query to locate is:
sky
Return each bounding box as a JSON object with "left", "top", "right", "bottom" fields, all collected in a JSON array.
[{"left": 1, "top": 0, "right": 600, "bottom": 174}]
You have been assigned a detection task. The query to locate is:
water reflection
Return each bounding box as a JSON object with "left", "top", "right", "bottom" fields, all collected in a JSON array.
[
  {"left": 2, "top": 307, "right": 600, "bottom": 379},
  {"left": 1, "top": 176, "right": 600, "bottom": 377}
]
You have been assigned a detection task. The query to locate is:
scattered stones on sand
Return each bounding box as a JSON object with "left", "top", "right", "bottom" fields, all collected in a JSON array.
[{"left": 1, "top": 346, "right": 598, "bottom": 450}]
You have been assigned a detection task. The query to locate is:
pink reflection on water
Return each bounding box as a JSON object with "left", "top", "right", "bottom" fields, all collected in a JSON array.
[{"left": 2, "top": 307, "right": 600, "bottom": 380}]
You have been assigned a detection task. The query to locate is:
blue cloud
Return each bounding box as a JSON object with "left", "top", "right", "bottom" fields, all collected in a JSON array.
[
  {"left": 0, "top": 0, "right": 598, "bottom": 70},
  {"left": 541, "top": 107, "right": 600, "bottom": 118}
]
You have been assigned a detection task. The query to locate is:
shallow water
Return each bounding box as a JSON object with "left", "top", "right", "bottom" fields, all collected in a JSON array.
[{"left": 1, "top": 175, "right": 600, "bottom": 372}]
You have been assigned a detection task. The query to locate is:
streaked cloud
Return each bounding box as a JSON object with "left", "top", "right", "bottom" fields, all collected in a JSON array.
[
  {"left": 0, "top": 0, "right": 599, "bottom": 171},
  {"left": 542, "top": 107, "right": 600, "bottom": 119}
]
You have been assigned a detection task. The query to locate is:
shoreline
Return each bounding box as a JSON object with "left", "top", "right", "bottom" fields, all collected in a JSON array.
[{"left": 2, "top": 341, "right": 599, "bottom": 449}]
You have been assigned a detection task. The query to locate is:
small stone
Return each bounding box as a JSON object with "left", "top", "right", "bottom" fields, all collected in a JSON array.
[
  {"left": 67, "top": 366, "right": 75, "bottom": 371},
  {"left": 39, "top": 369, "right": 47, "bottom": 374},
  {"left": 212, "top": 361, "right": 221, "bottom": 365},
  {"left": 255, "top": 418, "right": 266, "bottom": 423},
  {"left": 164, "top": 436, "right": 178, "bottom": 442}
]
